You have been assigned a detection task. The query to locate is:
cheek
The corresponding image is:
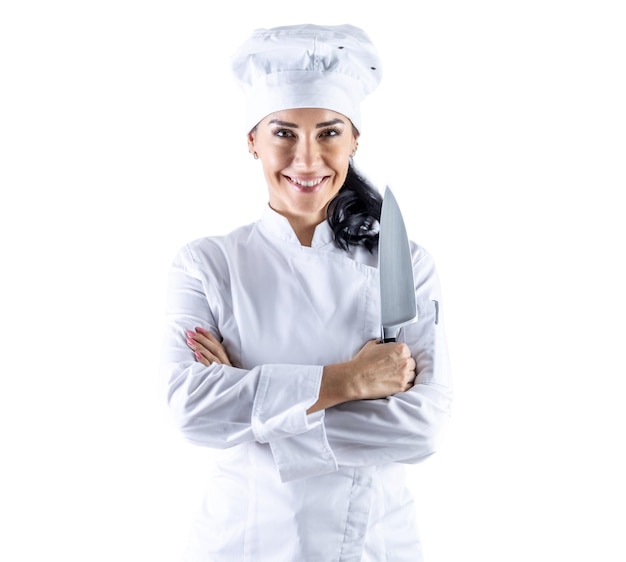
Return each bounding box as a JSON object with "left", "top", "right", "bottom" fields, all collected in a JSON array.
[
  {"left": 261, "top": 154, "right": 289, "bottom": 185},
  {"left": 262, "top": 146, "right": 293, "bottom": 171},
  {"left": 332, "top": 154, "right": 351, "bottom": 181},
  {"left": 335, "top": 169, "right": 349, "bottom": 189}
]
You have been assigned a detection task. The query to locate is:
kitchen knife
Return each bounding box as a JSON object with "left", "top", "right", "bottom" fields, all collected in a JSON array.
[{"left": 378, "top": 187, "right": 417, "bottom": 343}]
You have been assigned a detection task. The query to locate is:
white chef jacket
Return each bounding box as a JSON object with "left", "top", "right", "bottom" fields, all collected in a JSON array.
[{"left": 161, "top": 205, "right": 453, "bottom": 562}]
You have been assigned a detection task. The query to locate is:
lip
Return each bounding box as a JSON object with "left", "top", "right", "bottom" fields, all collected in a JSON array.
[{"left": 285, "top": 175, "right": 328, "bottom": 193}]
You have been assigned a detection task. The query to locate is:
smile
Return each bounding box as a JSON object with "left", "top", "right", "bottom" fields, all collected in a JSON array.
[
  {"left": 285, "top": 176, "right": 328, "bottom": 193},
  {"left": 288, "top": 177, "right": 325, "bottom": 188}
]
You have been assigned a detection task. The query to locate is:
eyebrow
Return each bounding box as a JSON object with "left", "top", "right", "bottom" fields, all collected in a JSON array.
[
  {"left": 316, "top": 118, "right": 345, "bottom": 128},
  {"left": 267, "top": 118, "right": 345, "bottom": 128}
]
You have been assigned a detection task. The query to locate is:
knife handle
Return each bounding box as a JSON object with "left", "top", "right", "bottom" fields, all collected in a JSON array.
[{"left": 381, "top": 327, "right": 397, "bottom": 344}]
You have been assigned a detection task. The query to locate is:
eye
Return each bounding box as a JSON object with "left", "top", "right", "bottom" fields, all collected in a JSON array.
[
  {"left": 274, "top": 128, "right": 295, "bottom": 138},
  {"left": 319, "top": 128, "right": 341, "bottom": 138}
]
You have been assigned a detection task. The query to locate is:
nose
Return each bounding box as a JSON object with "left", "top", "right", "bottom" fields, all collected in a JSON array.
[{"left": 293, "top": 137, "right": 320, "bottom": 168}]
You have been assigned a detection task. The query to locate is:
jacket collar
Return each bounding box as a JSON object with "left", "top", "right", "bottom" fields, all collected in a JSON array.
[{"left": 260, "top": 205, "right": 334, "bottom": 248}]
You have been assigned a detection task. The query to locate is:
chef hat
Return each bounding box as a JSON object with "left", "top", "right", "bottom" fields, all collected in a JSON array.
[{"left": 231, "top": 23, "right": 382, "bottom": 133}]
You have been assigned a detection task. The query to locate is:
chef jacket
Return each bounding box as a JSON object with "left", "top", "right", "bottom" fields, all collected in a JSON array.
[{"left": 161, "top": 205, "right": 453, "bottom": 562}]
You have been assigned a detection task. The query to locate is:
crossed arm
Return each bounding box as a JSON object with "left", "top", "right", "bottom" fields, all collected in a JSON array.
[{"left": 186, "top": 327, "right": 417, "bottom": 413}]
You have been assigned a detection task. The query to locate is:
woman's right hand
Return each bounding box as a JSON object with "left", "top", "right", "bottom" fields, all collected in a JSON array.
[{"left": 308, "top": 339, "right": 416, "bottom": 413}]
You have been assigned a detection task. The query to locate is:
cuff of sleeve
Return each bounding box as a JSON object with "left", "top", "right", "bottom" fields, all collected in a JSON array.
[
  {"left": 251, "top": 364, "right": 323, "bottom": 443},
  {"left": 270, "top": 420, "right": 338, "bottom": 482}
]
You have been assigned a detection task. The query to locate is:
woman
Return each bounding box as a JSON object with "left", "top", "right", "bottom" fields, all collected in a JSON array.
[{"left": 161, "top": 24, "right": 453, "bottom": 561}]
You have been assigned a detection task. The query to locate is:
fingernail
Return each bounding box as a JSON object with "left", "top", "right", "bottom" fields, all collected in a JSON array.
[
  {"left": 195, "top": 326, "right": 206, "bottom": 334},
  {"left": 194, "top": 352, "right": 202, "bottom": 360},
  {"left": 186, "top": 338, "right": 195, "bottom": 347},
  {"left": 186, "top": 330, "right": 195, "bottom": 338}
]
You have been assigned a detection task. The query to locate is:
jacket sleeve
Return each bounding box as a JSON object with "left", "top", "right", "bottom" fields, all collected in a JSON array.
[
  {"left": 161, "top": 244, "right": 327, "bottom": 448},
  {"left": 269, "top": 247, "right": 453, "bottom": 482}
]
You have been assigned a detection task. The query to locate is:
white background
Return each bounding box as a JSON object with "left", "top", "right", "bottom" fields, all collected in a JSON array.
[{"left": 1, "top": 1, "right": 625, "bottom": 560}]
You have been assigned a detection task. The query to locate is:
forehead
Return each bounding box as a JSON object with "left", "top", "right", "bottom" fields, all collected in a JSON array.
[{"left": 261, "top": 107, "right": 349, "bottom": 127}]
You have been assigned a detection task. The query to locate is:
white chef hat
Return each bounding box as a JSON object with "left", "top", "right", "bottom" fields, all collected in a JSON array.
[{"left": 231, "top": 23, "right": 382, "bottom": 133}]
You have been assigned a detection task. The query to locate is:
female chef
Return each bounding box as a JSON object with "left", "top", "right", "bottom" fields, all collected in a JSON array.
[{"left": 161, "top": 24, "right": 453, "bottom": 561}]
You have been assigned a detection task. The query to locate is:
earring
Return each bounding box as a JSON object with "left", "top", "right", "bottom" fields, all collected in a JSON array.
[
  {"left": 253, "top": 151, "right": 259, "bottom": 160},
  {"left": 350, "top": 143, "right": 359, "bottom": 157}
]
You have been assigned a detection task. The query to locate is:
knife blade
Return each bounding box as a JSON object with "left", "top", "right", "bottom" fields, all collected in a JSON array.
[{"left": 378, "top": 187, "right": 417, "bottom": 343}]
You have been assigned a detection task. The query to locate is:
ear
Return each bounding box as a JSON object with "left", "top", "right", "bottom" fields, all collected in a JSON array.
[
  {"left": 247, "top": 131, "right": 256, "bottom": 156},
  {"left": 350, "top": 131, "right": 360, "bottom": 157}
]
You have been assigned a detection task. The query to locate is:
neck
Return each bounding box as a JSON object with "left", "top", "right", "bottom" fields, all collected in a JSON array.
[
  {"left": 269, "top": 204, "right": 325, "bottom": 247},
  {"left": 288, "top": 216, "right": 319, "bottom": 247}
]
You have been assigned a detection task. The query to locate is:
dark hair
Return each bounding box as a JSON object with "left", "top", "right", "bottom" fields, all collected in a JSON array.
[{"left": 327, "top": 163, "right": 382, "bottom": 252}]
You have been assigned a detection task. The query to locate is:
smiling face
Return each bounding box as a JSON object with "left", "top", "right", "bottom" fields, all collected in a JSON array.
[{"left": 248, "top": 108, "right": 358, "bottom": 236}]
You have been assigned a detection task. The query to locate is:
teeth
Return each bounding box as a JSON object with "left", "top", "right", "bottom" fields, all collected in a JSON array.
[{"left": 292, "top": 178, "right": 323, "bottom": 188}]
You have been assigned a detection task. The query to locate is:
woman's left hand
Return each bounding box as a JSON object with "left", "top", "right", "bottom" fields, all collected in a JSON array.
[{"left": 185, "top": 327, "right": 233, "bottom": 366}]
